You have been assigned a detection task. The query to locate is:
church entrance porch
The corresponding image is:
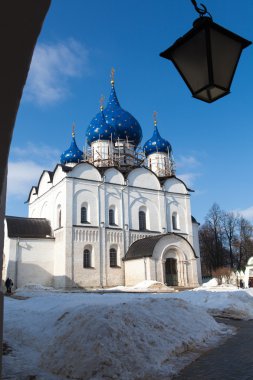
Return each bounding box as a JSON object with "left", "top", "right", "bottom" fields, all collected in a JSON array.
[
  {"left": 124, "top": 233, "right": 200, "bottom": 288},
  {"left": 165, "top": 258, "right": 178, "bottom": 286}
]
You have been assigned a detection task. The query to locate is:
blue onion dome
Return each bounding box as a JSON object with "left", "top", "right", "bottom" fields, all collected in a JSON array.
[
  {"left": 103, "top": 72, "right": 143, "bottom": 147},
  {"left": 60, "top": 126, "right": 83, "bottom": 164},
  {"left": 86, "top": 100, "right": 117, "bottom": 146},
  {"left": 143, "top": 114, "right": 172, "bottom": 157}
]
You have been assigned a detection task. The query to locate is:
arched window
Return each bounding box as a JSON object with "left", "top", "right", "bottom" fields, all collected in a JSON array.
[
  {"left": 110, "top": 248, "right": 117, "bottom": 267},
  {"left": 81, "top": 206, "right": 87, "bottom": 223},
  {"left": 83, "top": 249, "right": 91, "bottom": 268},
  {"left": 58, "top": 210, "right": 62, "bottom": 228},
  {"left": 139, "top": 211, "right": 146, "bottom": 231},
  {"left": 172, "top": 212, "right": 179, "bottom": 230},
  {"left": 109, "top": 209, "right": 115, "bottom": 225},
  {"left": 57, "top": 205, "right": 62, "bottom": 229}
]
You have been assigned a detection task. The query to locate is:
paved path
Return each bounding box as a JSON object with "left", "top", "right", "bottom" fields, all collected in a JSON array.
[{"left": 174, "top": 319, "right": 253, "bottom": 380}]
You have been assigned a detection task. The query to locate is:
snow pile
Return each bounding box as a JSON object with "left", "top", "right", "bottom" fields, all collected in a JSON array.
[
  {"left": 198, "top": 279, "right": 238, "bottom": 290},
  {"left": 173, "top": 290, "right": 253, "bottom": 320},
  {"left": 245, "top": 288, "right": 253, "bottom": 297},
  {"left": 15, "top": 283, "right": 56, "bottom": 295},
  {"left": 5, "top": 286, "right": 253, "bottom": 379},
  {"left": 107, "top": 280, "right": 172, "bottom": 292},
  {"left": 132, "top": 280, "right": 172, "bottom": 291},
  {"left": 40, "top": 298, "right": 229, "bottom": 380},
  {"left": 201, "top": 278, "right": 218, "bottom": 287},
  {"left": 3, "top": 291, "right": 233, "bottom": 380}
]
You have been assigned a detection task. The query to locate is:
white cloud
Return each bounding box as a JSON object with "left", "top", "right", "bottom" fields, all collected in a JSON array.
[
  {"left": 7, "top": 161, "right": 45, "bottom": 198},
  {"left": 235, "top": 206, "right": 253, "bottom": 221},
  {"left": 12, "top": 142, "right": 60, "bottom": 163},
  {"left": 176, "top": 155, "right": 201, "bottom": 169},
  {"left": 174, "top": 154, "right": 202, "bottom": 188},
  {"left": 7, "top": 143, "right": 60, "bottom": 199},
  {"left": 24, "top": 39, "right": 90, "bottom": 105},
  {"left": 177, "top": 172, "right": 201, "bottom": 188}
]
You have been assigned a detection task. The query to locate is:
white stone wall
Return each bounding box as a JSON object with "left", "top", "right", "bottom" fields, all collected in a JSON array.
[
  {"left": 105, "top": 229, "right": 125, "bottom": 286},
  {"left": 165, "top": 193, "right": 189, "bottom": 235},
  {"left": 163, "top": 177, "right": 188, "bottom": 194},
  {"left": 72, "top": 227, "right": 126, "bottom": 288},
  {"left": 4, "top": 237, "right": 54, "bottom": 289},
  {"left": 53, "top": 229, "right": 67, "bottom": 287},
  {"left": 29, "top": 186, "right": 38, "bottom": 204},
  {"left": 124, "top": 258, "right": 146, "bottom": 286},
  {"left": 103, "top": 168, "right": 124, "bottom": 185},
  {"left": 128, "top": 167, "right": 160, "bottom": 190},
  {"left": 24, "top": 162, "right": 199, "bottom": 288},
  {"left": 37, "top": 171, "right": 52, "bottom": 197},
  {"left": 3, "top": 233, "right": 16, "bottom": 284},
  {"left": 73, "top": 226, "right": 100, "bottom": 288},
  {"left": 129, "top": 189, "right": 161, "bottom": 232},
  {"left": 28, "top": 165, "right": 192, "bottom": 242},
  {"left": 192, "top": 221, "right": 202, "bottom": 285},
  {"left": 28, "top": 181, "right": 65, "bottom": 231},
  {"left": 73, "top": 184, "right": 99, "bottom": 226},
  {"left": 105, "top": 185, "right": 122, "bottom": 227},
  {"left": 53, "top": 165, "right": 66, "bottom": 186}
]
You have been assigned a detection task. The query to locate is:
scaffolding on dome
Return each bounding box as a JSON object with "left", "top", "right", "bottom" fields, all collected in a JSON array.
[
  {"left": 83, "top": 138, "right": 145, "bottom": 172},
  {"left": 154, "top": 159, "right": 175, "bottom": 178},
  {"left": 146, "top": 154, "right": 175, "bottom": 178},
  {"left": 82, "top": 137, "right": 175, "bottom": 177}
]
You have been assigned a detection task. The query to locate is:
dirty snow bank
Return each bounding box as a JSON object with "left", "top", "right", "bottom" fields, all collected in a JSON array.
[
  {"left": 200, "top": 278, "right": 238, "bottom": 289},
  {"left": 40, "top": 298, "right": 229, "bottom": 380},
  {"left": 15, "top": 283, "right": 57, "bottom": 294},
  {"left": 107, "top": 280, "right": 172, "bottom": 292},
  {"left": 173, "top": 289, "right": 253, "bottom": 320},
  {"left": 3, "top": 291, "right": 233, "bottom": 380}
]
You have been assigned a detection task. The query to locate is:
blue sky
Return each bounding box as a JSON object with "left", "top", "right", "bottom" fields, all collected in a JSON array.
[{"left": 7, "top": 0, "right": 253, "bottom": 224}]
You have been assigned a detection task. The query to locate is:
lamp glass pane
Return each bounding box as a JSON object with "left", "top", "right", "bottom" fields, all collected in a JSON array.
[
  {"left": 210, "top": 28, "right": 243, "bottom": 89},
  {"left": 171, "top": 30, "right": 209, "bottom": 93},
  {"left": 195, "top": 86, "right": 227, "bottom": 102}
]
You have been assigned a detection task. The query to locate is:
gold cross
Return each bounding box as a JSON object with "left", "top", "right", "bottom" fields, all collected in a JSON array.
[
  {"left": 153, "top": 111, "right": 157, "bottom": 126},
  {"left": 100, "top": 95, "right": 105, "bottom": 110},
  {"left": 111, "top": 67, "right": 115, "bottom": 84},
  {"left": 72, "top": 123, "right": 76, "bottom": 137}
]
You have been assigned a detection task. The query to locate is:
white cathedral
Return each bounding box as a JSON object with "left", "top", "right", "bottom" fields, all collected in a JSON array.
[{"left": 3, "top": 74, "right": 202, "bottom": 289}]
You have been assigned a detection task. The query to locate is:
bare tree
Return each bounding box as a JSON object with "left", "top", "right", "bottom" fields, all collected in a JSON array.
[
  {"left": 199, "top": 204, "right": 253, "bottom": 274},
  {"left": 234, "top": 217, "right": 253, "bottom": 270},
  {"left": 212, "top": 267, "right": 232, "bottom": 285},
  {"left": 207, "top": 204, "right": 224, "bottom": 265},
  {"left": 221, "top": 211, "right": 239, "bottom": 269},
  {"left": 199, "top": 225, "right": 216, "bottom": 275}
]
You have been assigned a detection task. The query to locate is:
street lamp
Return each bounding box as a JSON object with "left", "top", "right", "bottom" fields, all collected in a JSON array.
[{"left": 160, "top": 0, "right": 251, "bottom": 103}]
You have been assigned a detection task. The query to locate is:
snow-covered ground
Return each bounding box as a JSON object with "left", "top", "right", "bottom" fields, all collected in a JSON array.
[{"left": 3, "top": 282, "right": 253, "bottom": 380}]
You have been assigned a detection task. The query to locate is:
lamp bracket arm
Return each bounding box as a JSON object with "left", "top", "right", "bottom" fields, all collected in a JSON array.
[{"left": 191, "top": 0, "right": 212, "bottom": 18}]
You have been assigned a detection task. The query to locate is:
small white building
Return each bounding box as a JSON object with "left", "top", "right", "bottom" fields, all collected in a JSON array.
[
  {"left": 244, "top": 257, "right": 253, "bottom": 288},
  {"left": 3, "top": 75, "right": 202, "bottom": 289}
]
